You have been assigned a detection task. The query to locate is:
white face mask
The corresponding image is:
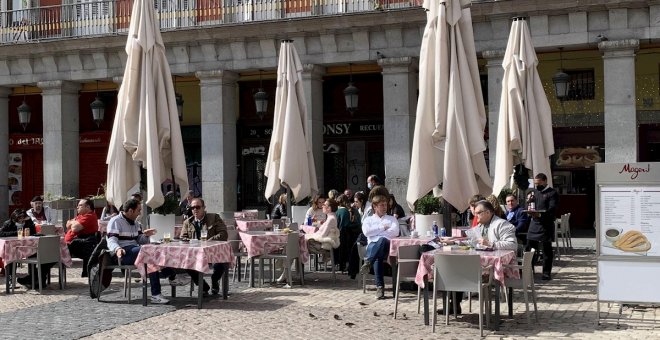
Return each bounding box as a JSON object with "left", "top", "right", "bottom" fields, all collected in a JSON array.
[
  {"left": 15, "top": 222, "right": 25, "bottom": 228},
  {"left": 367, "top": 182, "right": 373, "bottom": 190}
]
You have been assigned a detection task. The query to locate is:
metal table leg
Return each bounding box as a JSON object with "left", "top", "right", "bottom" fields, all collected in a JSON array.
[
  {"left": 142, "top": 264, "right": 148, "bottom": 306},
  {"left": 197, "top": 272, "right": 203, "bottom": 309},
  {"left": 494, "top": 284, "right": 501, "bottom": 331},
  {"left": 222, "top": 264, "right": 229, "bottom": 300},
  {"left": 250, "top": 258, "right": 255, "bottom": 288},
  {"left": 508, "top": 287, "right": 513, "bottom": 318}
]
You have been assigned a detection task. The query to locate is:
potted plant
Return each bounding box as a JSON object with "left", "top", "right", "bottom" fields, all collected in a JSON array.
[
  {"left": 43, "top": 192, "right": 77, "bottom": 210},
  {"left": 149, "top": 192, "right": 179, "bottom": 239},
  {"left": 89, "top": 184, "right": 108, "bottom": 208},
  {"left": 413, "top": 193, "right": 442, "bottom": 236}
]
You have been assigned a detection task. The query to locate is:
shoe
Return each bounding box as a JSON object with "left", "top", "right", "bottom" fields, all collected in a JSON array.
[
  {"left": 168, "top": 278, "right": 189, "bottom": 286},
  {"left": 17, "top": 276, "right": 32, "bottom": 289},
  {"left": 541, "top": 274, "right": 552, "bottom": 281},
  {"left": 212, "top": 281, "right": 220, "bottom": 295},
  {"left": 202, "top": 291, "right": 210, "bottom": 298},
  {"left": 359, "top": 262, "right": 371, "bottom": 275},
  {"left": 375, "top": 287, "right": 385, "bottom": 300},
  {"left": 150, "top": 294, "right": 170, "bottom": 304},
  {"left": 437, "top": 305, "right": 462, "bottom": 315}
]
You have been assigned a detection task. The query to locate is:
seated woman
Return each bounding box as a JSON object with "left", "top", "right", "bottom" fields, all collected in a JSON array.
[
  {"left": 305, "top": 198, "right": 340, "bottom": 263},
  {"left": 304, "top": 193, "right": 327, "bottom": 225},
  {"left": 271, "top": 193, "right": 287, "bottom": 220},
  {"left": 100, "top": 201, "right": 119, "bottom": 221},
  {"left": 387, "top": 194, "right": 406, "bottom": 219},
  {"left": 0, "top": 209, "right": 52, "bottom": 289}
]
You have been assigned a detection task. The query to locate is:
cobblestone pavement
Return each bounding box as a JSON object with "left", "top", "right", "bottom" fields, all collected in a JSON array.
[{"left": 1, "top": 239, "right": 659, "bottom": 339}]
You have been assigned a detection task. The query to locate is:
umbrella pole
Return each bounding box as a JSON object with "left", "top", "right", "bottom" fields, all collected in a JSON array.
[{"left": 286, "top": 185, "right": 293, "bottom": 221}]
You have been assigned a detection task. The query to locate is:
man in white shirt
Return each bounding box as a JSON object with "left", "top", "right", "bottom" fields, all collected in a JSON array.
[{"left": 360, "top": 194, "right": 399, "bottom": 299}]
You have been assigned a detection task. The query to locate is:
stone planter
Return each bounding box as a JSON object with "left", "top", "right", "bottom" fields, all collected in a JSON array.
[
  {"left": 92, "top": 198, "right": 107, "bottom": 209},
  {"left": 45, "top": 199, "right": 77, "bottom": 210},
  {"left": 414, "top": 213, "right": 443, "bottom": 237}
]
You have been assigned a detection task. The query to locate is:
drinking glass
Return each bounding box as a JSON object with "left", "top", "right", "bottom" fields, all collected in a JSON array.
[
  {"left": 200, "top": 230, "right": 208, "bottom": 241},
  {"left": 163, "top": 232, "right": 171, "bottom": 243}
]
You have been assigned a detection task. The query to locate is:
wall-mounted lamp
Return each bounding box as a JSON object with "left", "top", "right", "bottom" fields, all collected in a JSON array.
[
  {"left": 17, "top": 85, "right": 31, "bottom": 131},
  {"left": 343, "top": 63, "right": 359, "bottom": 115},
  {"left": 90, "top": 80, "right": 105, "bottom": 127},
  {"left": 253, "top": 70, "right": 268, "bottom": 120},
  {"left": 552, "top": 47, "right": 571, "bottom": 101}
]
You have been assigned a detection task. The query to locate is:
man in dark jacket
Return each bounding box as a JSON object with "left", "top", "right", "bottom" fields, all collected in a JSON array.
[
  {"left": 505, "top": 194, "right": 530, "bottom": 243},
  {"left": 525, "top": 173, "right": 559, "bottom": 281},
  {"left": 180, "top": 198, "right": 228, "bottom": 295}
]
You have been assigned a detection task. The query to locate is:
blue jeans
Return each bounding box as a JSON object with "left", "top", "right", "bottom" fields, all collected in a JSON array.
[
  {"left": 120, "top": 245, "right": 173, "bottom": 296},
  {"left": 365, "top": 237, "right": 390, "bottom": 288}
]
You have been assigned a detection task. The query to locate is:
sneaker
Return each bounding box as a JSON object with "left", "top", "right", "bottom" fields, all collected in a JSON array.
[
  {"left": 150, "top": 294, "right": 170, "bottom": 304},
  {"left": 359, "top": 262, "right": 372, "bottom": 275},
  {"left": 375, "top": 287, "right": 385, "bottom": 300},
  {"left": 168, "top": 278, "right": 190, "bottom": 286}
]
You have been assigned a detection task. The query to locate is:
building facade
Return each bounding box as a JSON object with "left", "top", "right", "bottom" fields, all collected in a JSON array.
[{"left": 1, "top": 0, "right": 659, "bottom": 228}]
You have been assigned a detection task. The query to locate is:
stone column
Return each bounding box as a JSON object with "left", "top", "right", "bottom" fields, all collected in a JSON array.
[
  {"left": 378, "top": 57, "right": 417, "bottom": 207},
  {"left": 0, "top": 87, "right": 11, "bottom": 221},
  {"left": 301, "top": 64, "right": 325, "bottom": 195},
  {"left": 599, "top": 39, "right": 639, "bottom": 163},
  {"left": 195, "top": 70, "right": 239, "bottom": 213},
  {"left": 483, "top": 50, "right": 506, "bottom": 177},
  {"left": 38, "top": 80, "right": 80, "bottom": 198}
]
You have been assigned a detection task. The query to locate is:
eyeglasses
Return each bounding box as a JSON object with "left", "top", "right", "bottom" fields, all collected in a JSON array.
[
  {"left": 190, "top": 206, "right": 203, "bottom": 210},
  {"left": 474, "top": 210, "right": 487, "bottom": 215}
]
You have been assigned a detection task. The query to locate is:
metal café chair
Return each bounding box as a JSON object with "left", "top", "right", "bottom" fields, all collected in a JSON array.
[
  {"left": 393, "top": 245, "right": 422, "bottom": 318},
  {"left": 432, "top": 254, "right": 493, "bottom": 337},
  {"left": 97, "top": 251, "right": 138, "bottom": 303},
  {"left": 503, "top": 248, "right": 538, "bottom": 323},
  {"left": 12, "top": 235, "right": 64, "bottom": 293},
  {"left": 260, "top": 232, "right": 304, "bottom": 287}
]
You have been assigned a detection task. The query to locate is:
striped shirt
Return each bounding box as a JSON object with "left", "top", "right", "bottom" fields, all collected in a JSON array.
[{"left": 106, "top": 212, "right": 150, "bottom": 253}]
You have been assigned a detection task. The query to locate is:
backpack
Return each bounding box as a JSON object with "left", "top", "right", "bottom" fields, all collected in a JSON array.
[{"left": 87, "top": 238, "right": 114, "bottom": 298}]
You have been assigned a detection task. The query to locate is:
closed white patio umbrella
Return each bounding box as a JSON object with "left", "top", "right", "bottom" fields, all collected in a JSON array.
[
  {"left": 106, "top": 0, "right": 188, "bottom": 209},
  {"left": 407, "top": 0, "right": 492, "bottom": 213},
  {"left": 264, "top": 40, "right": 318, "bottom": 211},
  {"left": 492, "top": 18, "right": 554, "bottom": 196}
]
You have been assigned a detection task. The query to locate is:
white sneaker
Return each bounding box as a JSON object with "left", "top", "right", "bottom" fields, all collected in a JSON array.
[
  {"left": 168, "top": 278, "right": 189, "bottom": 286},
  {"left": 150, "top": 294, "right": 170, "bottom": 304}
]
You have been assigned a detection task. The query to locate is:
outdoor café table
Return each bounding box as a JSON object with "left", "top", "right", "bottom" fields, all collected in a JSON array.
[
  {"left": 0, "top": 236, "right": 74, "bottom": 294},
  {"left": 414, "top": 248, "right": 518, "bottom": 330},
  {"left": 238, "top": 231, "right": 309, "bottom": 287},
  {"left": 235, "top": 219, "right": 273, "bottom": 232},
  {"left": 234, "top": 211, "right": 258, "bottom": 220},
  {"left": 134, "top": 240, "right": 233, "bottom": 308}
]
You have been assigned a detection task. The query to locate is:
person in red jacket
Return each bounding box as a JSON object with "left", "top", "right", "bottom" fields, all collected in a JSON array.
[{"left": 65, "top": 198, "right": 99, "bottom": 277}]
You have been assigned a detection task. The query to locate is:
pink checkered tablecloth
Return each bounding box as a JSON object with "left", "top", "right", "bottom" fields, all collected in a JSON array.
[
  {"left": 235, "top": 219, "right": 273, "bottom": 232},
  {"left": 238, "top": 231, "right": 309, "bottom": 264},
  {"left": 388, "top": 237, "right": 435, "bottom": 257},
  {"left": 0, "top": 236, "right": 73, "bottom": 268},
  {"left": 300, "top": 225, "right": 318, "bottom": 234},
  {"left": 135, "top": 241, "right": 234, "bottom": 277},
  {"left": 234, "top": 211, "right": 258, "bottom": 220},
  {"left": 414, "top": 248, "right": 519, "bottom": 288}
]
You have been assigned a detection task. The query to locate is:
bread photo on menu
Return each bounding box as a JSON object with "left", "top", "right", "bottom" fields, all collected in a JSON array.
[
  {"left": 555, "top": 147, "right": 602, "bottom": 168},
  {"left": 612, "top": 230, "right": 652, "bottom": 253}
]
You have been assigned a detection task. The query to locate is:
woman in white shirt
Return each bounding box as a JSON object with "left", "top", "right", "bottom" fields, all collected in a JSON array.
[{"left": 304, "top": 194, "right": 327, "bottom": 224}]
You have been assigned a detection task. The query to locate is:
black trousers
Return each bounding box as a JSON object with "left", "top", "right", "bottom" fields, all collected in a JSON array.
[
  {"left": 187, "top": 263, "right": 228, "bottom": 291},
  {"left": 526, "top": 239, "right": 553, "bottom": 275},
  {"left": 68, "top": 236, "right": 99, "bottom": 276}
]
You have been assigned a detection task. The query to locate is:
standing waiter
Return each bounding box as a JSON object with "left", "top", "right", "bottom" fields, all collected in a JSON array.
[{"left": 526, "top": 173, "right": 559, "bottom": 281}]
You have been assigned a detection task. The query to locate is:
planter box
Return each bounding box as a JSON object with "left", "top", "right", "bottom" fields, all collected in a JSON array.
[
  {"left": 415, "top": 213, "right": 443, "bottom": 237},
  {"left": 149, "top": 213, "right": 176, "bottom": 242},
  {"left": 45, "top": 199, "right": 77, "bottom": 210},
  {"left": 92, "top": 199, "right": 107, "bottom": 209}
]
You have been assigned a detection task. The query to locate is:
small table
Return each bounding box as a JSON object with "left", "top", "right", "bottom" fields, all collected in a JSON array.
[
  {"left": 415, "top": 248, "right": 519, "bottom": 330},
  {"left": 238, "top": 231, "right": 309, "bottom": 287},
  {"left": 1, "top": 236, "right": 73, "bottom": 294},
  {"left": 235, "top": 220, "right": 273, "bottom": 232},
  {"left": 135, "top": 240, "right": 233, "bottom": 308}
]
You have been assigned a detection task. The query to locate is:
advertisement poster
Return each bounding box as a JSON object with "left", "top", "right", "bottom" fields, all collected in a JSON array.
[
  {"left": 599, "top": 186, "right": 660, "bottom": 256},
  {"left": 8, "top": 152, "right": 22, "bottom": 205}
]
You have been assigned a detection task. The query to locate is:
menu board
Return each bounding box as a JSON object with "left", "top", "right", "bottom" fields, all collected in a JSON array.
[
  {"left": 8, "top": 152, "right": 22, "bottom": 205},
  {"left": 599, "top": 186, "right": 660, "bottom": 257}
]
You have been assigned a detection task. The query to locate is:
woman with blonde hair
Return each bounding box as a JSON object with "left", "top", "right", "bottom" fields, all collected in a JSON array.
[
  {"left": 304, "top": 193, "right": 327, "bottom": 224},
  {"left": 271, "top": 193, "right": 287, "bottom": 219}
]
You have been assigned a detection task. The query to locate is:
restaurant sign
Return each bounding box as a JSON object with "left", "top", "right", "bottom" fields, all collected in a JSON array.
[{"left": 242, "top": 121, "right": 384, "bottom": 139}]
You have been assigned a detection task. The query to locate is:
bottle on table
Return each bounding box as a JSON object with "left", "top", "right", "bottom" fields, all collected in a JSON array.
[
  {"left": 440, "top": 225, "right": 446, "bottom": 238},
  {"left": 527, "top": 192, "right": 536, "bottom": 211},
  {"left": 432, "top": 221, "right": 439, "bottom": 237}
]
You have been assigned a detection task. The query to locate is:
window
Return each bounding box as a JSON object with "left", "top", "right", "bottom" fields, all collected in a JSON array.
[{"left": 564, "top": 69, "right": 595, "bottom": 101}]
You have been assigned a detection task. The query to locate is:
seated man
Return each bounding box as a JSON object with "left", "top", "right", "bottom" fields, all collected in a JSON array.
[
  {"left": 473, "top": 200, "right": 518, "bottom": 251},
  {"left": 505, "top": 194, "right": 530, "bottom": 245},
  {"left": 65, "top": 198, "right": 99, "bottom": 277},
  {"left": 180, "top": 198, "right": 228, "bottom": 295},
  {"left": 360, "top": 194, "right": 399, "bottom": 300},
  {"left": 27, "top": 195, "right": 55, "bottom": 225},
  {"left": 107, "top": 198, "right": 172, "bottom": 304}
]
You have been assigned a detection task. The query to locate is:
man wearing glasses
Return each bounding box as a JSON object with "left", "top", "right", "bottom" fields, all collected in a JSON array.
[
  {"left": 180, "top": 198, "right": 228, "bottom": 295},
  {"left": 360, "top": 194, "right": 399, "bottom": 300},
  {"left": 473, "top": 200, "right": 518, "bottom": 251}
]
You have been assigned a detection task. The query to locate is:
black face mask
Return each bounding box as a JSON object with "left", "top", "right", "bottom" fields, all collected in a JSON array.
[{"left": 536, "top": 185, "right": 546, "bottom": 191}]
